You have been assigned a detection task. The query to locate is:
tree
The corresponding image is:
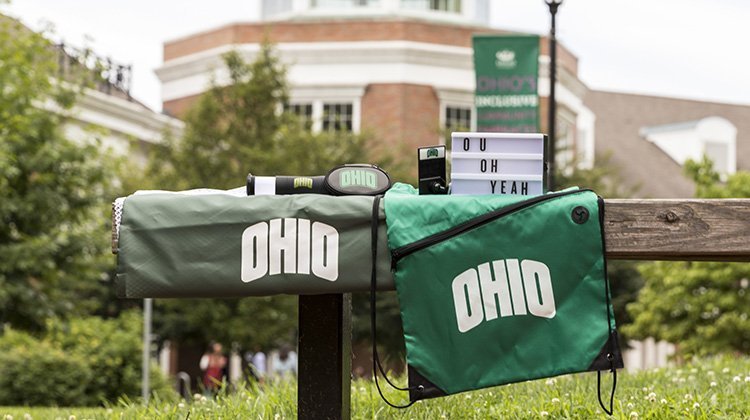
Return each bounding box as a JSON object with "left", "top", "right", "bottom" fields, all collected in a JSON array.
[
  {"left": 148, "top": 47, "right": 368, "bottom": 190},
  {"left": 145, "top": 42, "right": 376, "bottom": 351},
  {"left": 624, "top": 157, "right": 750, "bottom": 356},
  {"left": 0, "top": 15, "right": 114, "bottom": 331}
]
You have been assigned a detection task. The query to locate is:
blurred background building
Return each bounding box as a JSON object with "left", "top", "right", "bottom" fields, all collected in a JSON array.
[
  {"left": 156, "top": 0, "right": 749, "bottom": 199},
  {"left": 51, "top": 36, "right": 183, "bottom": 160},
  {"left": 587, "top": 92, "right": 747, "bottom": 196},
  {"left": 156, "top": 0, "right": 595, "bottom": 171}
]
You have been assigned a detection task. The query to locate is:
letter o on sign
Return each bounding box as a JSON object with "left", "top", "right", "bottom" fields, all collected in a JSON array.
[
  {"left": 452, "top": 268, "right": 484, "bottom": 333},
  {"left": 521, "top": 260, "right": 556, "bottom": 318},
  {"left": 311, "top": 222, "right": 339, "bottom": 281},
  {"left": 241, "top": 221, "right": 269, "bottom": 283}
]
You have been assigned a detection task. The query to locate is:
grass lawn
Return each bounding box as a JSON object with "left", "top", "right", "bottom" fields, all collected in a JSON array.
[{"left": 2, "top": 355, "right": 749, "bottom": 419}]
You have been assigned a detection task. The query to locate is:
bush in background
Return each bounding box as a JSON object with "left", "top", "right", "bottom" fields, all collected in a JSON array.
[
  {"left": 0, "top": 340, "right": 91, "bottom": 406},
  {"left": 0, "top": 311, "right": 175, "bottom": 406},
  {"left": 625, "top": 157, "right": 750, "bottom": 357}
]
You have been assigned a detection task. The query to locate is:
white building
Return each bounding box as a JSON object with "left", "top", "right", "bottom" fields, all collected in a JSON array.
[{"left": 54, "top": 42, "right": 183, "bottom": 161}]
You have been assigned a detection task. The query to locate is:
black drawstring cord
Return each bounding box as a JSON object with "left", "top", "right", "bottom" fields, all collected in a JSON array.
[
  {"left": 597, "top": 196, "right": 617, "bottom": 416},
  {"left": 597, "top": 365, "right": 617, "bottom": 416},
  {"left": 370, "top": 195, "right": 421, "bottom": 408}
]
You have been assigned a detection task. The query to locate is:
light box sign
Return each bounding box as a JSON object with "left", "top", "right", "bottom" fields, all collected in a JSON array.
[{"left": 450, "top": 132, "right": 546, "bottom": 196}]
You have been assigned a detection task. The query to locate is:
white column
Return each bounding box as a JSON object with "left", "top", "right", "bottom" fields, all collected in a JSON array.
[
  {"left": 462, "top": 0, "right": 474, "bottom": 21},
  {"left": 382, "top": 0, "right": 400, "bottom": 13},
  {"left": 158, "top": 340, "right": 171, "bottom": 376},
  {"left": 292, "top": 0, "right": 311, "bottom": 14},
  {"left": 352, "top": 97, "right": 362, "bottom": 134},
  {"left": 311, "top": 100, "right": 324, "bottom": 133},
  {"left": 142, "top": 298, "right": 153, "bottom": 403},
  {"left": 230, "top": 351, "right": 243, "bottom": 383}
]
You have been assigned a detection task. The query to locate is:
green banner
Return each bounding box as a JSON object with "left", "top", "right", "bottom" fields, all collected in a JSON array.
[{"left": 473, "top": 35, "right": 539, "bottom": 133}]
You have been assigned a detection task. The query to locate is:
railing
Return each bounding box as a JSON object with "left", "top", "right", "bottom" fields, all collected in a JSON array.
[{"left": 54, "top": 42, "right": 132, "bottom": 98}]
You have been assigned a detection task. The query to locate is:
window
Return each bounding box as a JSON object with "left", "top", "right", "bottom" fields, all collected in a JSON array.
[
  {"left": 285, "top": 103, "right": 313, "bottom": 129},
  {"left": 641, "top": 116, "right": 737, "bottom": 176},
  {"left": 312, "top": 0, "right": 379, "bottom": 8},
  {"left": 705, "top": 141, "right": 729, "bottom": 175},
  {"left": 555, "top": 108, "right": 577, "bottom": 172},
  {"left": 445, "top": 106, "right": 471, "bottom": 130},
  {"left": 402, "top": 0, "right": 461, "bottom": 12},
  {"left": 323, "top": 103, "right": 353, "bottom": 132},
  {"left": 285, "top": 96, "right": 360, "bottom": 133}
]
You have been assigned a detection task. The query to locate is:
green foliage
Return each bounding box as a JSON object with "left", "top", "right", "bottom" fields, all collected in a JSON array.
[
  {"left": 607, "top": 261, "right": 644, "bottom": 344},
  {"left": 684, "top": 155, "right": 721, "bottom": 196},
  {"left": 685, "top": 155, "right": 750, "bottom": 199},
  {"left": 352, "top": 291, "right": 406, "bottom": 364},
  {"left": 6, "top": 355, "right": 750, "bottom": 418},
  {"left": 0, "top": 340, "right": 91, "bottom": 406},
  {"left": 45, "top": 312, "right": 175, "bottom": 405},
  {"left": 554, "top": 152, "right": 636, "bottom": 199},
  {"left": 625, "top": 157, "right": 750, "bottom": 356},
  {"left": 0, "top": 12, "right": 176, "bottom": 408},
  {"left": 625, "top": 261, "right": 750, "bottom": 356},
  {"left": 0, "top": 312, "right": 175, "bottom": 406},
  {"left": 147, "top": 45, "right": 368, "bottom": 190},
  {"left": 0, "top": 15, "right": 115, "bottom": 331},
  {"left": 155, "top": 296, "right": 298, "bottom": 350}
]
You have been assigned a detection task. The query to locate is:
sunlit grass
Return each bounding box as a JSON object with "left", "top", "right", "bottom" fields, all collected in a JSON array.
[{"left": 3, "top": 355, "right": 750, "bottom": 419}]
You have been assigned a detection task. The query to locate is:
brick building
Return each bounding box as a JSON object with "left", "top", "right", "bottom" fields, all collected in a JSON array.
[{"left": 156, "top": 0, "right": 595, "bottom": 171}]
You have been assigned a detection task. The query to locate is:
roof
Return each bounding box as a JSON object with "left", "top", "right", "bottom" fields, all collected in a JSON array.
[{"left": 584, "top": 90, "right": 750, "bottom": 198}]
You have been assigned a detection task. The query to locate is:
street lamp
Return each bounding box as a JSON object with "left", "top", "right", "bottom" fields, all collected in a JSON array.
[{"left": 545, "top": 0, "right": 562, "bottom": 191}]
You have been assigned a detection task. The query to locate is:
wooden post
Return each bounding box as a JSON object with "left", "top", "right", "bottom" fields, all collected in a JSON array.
[{"left": 298, "top": 293, "right": 352, "bottom": 420}]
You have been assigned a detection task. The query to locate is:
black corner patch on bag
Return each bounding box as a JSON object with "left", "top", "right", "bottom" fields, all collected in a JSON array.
[
  {"left": 408, "top": 365, "right": 447, "bottom": 401},
  {"left": 588, "top": 330, "right": 625, "bottom": 371}
]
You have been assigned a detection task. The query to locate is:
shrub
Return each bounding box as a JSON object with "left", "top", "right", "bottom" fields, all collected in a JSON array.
[
  {"left": 0, "top": 339, "right": 92, "bottom": 406},
  {"left": 45, "top": 311, "right": 146, "bottom": 405},
  {"left": 0, "top": 311, "right": 175, "bottom": 406}
]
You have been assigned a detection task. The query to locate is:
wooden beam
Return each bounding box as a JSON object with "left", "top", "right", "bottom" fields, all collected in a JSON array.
[
  {"left": 298, "top": 294, "right": 352, "bottom": 420},
  {"left": 604, "top": 199, "right": 750, "bottom": 262}
]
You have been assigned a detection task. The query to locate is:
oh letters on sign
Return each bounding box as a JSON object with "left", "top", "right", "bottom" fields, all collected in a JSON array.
[{"left": 450, "top": 132, "right": 545, "bottom": 196}]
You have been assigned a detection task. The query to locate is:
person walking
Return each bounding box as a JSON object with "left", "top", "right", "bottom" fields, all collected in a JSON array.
[
  {"left": 244, "top": 345, "right": 267, "bottom": 383},
  {"left": 200, "top": 341, "right": 227, "bottom": 394},
  {"left": 271, "top": 344, "right": 297, "bottom": 378}
]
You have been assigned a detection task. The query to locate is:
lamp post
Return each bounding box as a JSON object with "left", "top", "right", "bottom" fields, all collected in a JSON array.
[{"left": 545, "top": 0, "right": 562, "bottom": 191}]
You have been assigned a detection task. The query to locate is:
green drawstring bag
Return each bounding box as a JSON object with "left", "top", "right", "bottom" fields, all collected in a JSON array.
[{"left": 379, "top": 183, "right": 623, "bottom": 412}]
